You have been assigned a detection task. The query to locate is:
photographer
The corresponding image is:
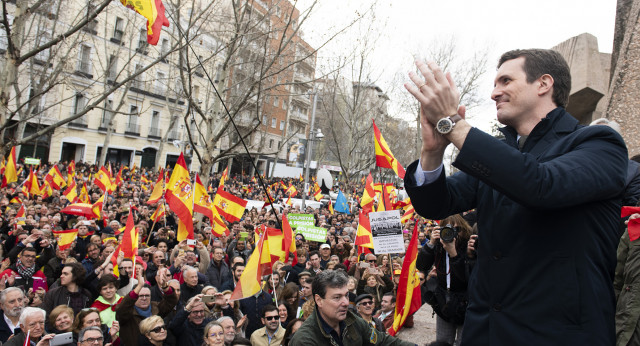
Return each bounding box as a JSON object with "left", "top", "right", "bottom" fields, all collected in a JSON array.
[{"left": 417, "top": 214, "right": 471, "bottom": 346}]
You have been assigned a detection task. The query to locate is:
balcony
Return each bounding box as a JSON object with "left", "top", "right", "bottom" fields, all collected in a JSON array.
[
  {"left": 290, "top": 110, "right": 309, "bottom": 122},
  {"left": 167, "top": 130, "right": 180, "bottom": 141},
  {"left": 291, "top": 92, "right": 311, "bottom": 106},
  {"left": 98, "top": 118, "right": 116, "bottom": 132},
  {"left": 68, "top": 116, "right": 88, "bottom": 128},
  {"left": 124, "top": 123, "right": 140, "bottom": 136},
  {"left": 75, "top": 62, "right": 93, "bottom": 79},
  {"left": 148, "top": 127, "right": 161, "bottom": 139}
]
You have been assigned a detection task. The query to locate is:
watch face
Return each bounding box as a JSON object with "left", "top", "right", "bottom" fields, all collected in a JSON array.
[{"left": 437, "top": 118, "right": 453, "bottom": 134}]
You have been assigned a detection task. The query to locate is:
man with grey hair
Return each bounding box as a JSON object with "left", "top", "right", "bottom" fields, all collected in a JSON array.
[
  {"left": 0, "top": 287, "right": 25, "bottom": 342},
  {"left": 3, "top": 307, "right": 54, "bottom": 346},
  {"left": 77, "top": 326, "right": 104, "bottom": 346},
  {"left": 290, "top": 270, "right": 413, "bottom": 346},
  {"left": 180, "top": 265, "right": 204, "bottom": 304},
  {"left": 217, "top": 316, "right": 238, "bottom": 345}
]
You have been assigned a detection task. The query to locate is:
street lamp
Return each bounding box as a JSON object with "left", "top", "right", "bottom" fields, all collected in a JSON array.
[{"left": 301, "top": 91, "right": 322, "bottom": 210}]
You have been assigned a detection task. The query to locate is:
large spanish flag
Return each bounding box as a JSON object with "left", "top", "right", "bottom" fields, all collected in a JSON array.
[
  {"left": 360, "top": 173, "right": 375, "bottom": 214},
  {"left": 212, "top": 190, "right": 247, "bottom": 223},
  {"left": 355, "top": 210, "right": 374, "bottom": 251},
  {"left": 63, "top": 179, "right": 78, "bottom": 203},
  {"left": 165, "top": 153, "right": 193, "bottom": 242},
  {"left": 388, "top": 221, "right": 422, "bottom": 336},
  {"left": 372, "top": 120, "right": 406, "bottom": 179},
  {"left": 147, "top": 168, "right": 164, "bottom": 205},
  {"left": 52, "top": 229, "right": 78, "bottom": 251},
  {"left": 94, "top": 166, "right": 112, "bottom": 193},
  {"left": 119, "top": 0, "right": 170, "bottom": 45},
  {"left": 1, "top": 147, "right": 17, "bottom": 187},
  {"left": 78, "top": 182, "right": 90, "bottom": 203},
  {"left": 194, "top": 174, "right": 215, "bottom": 222},
  {"left": 45, "top": 166, "right": 66, "bottom": 190},
  {"left": 230, "top": 229, "right": 273, "bottom": 300},
  {"left": 113, "top": 209, "right": 139, "bottom": 277}
]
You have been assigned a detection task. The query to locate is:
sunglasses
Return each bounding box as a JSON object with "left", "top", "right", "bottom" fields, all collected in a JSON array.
[
  {"left": 359, "top": 301, "right": 373, "bottom": 306},
  {"left": 265, "top": 315, "right": 280, "bottom": 321},
  {"left": 150, "top": 325, "right": 166, "bottom": 333},
  {"left": 367, "top": 260, "right": 376, "bottom": 263}
]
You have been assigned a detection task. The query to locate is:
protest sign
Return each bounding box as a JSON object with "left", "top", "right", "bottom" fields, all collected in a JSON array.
[
  {"left": 369, "top": 210, "right": 404, "bottom": 254},
  {"left": 296, "top": 225, "right": 328, "bottom": 242},
  {"left": 287, "top": 214, "right": 314, "bottom": 228}
]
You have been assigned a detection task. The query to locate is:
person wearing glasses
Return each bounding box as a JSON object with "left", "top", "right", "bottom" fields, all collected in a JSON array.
[
  {"left": 354, "top": 294, "right": 384, "bottom": 332},
  {"left": 356, "top": 266, "right": 393, "bottom": 311},
  {"left": 116, "top": 266, "right": 177, "bottom": 346},
  {"left": 77, "top": 326, "right": 106, "bottom": 346},
  {"left": 3, "top": 307, "right": 55, "bottom": 346},
  {"left": 249, "top": 305, "right": 285, "bottom": 346},
  {"left": 140, "top": 315, "right": 174, "bottom": 346},
  {"left": 203, "top": 321, "right": 225, "bottom": 346},
  {"left": 168, "top": 294, "right": 213, "bottom": 346},
  {"left": 1, "top": 235, "right": 54, "bottom": 293}
]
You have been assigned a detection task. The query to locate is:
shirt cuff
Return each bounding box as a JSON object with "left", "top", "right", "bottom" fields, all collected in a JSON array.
[{"left": 413, "top": 160, "right": 444, "bottom": 186}]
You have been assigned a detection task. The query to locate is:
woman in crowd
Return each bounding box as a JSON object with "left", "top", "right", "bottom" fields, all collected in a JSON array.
[
  {"left": 139, "top": 315, "right": 175, "bottom": 346},
  {"left": 90, "top": 274, "right": 122, "bottom": 328},
  {"left": 376, "top": 254, "right": 390, "bottom": 277},
  {"left": 279, "top": 283, "right": 299, "bottom": 312},
  {"left": 201, "top": 286, "right": 218, "bottom": 314},
  {"left": 277, "top": 301, "right": 291, "bottom": 328},
  {"left": 47, "top": 305, "right": 75, "bottom": 334},
  {"left": 357, "top": 267, "right": 394, "bottom": 310},
  {"left": 282, "top": 318, "right": 304, "bottom": 346},
  {"left": 202, "top": 321, "right": 225, "bottom": 346},
  {"left": 72, "top": 307, "right": 120, "bottom": 345}
]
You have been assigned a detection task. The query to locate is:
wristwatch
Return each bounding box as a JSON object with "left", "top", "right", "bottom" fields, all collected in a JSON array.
[{"left": 436, "top": 114, "right": 462, "bottom": 134}]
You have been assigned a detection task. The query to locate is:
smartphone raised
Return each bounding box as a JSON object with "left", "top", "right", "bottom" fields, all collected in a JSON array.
[
  {"left": 33, "top": 277, "right": 46, "bottom": 292},
  {"left": 201, "top": 295, "right": 216, "bottom": 303},
  {"left": 50, "top": 332, "right": 73, "bottom": 346}
]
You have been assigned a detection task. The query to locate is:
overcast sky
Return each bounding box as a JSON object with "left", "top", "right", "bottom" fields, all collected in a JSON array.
[{"left": 296, "top": 0, "right": 617, "bottom": 131}]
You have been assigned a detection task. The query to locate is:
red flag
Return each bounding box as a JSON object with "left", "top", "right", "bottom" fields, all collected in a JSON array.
[
  {"left": 373, "top": 120, "right": 406, "bottom": 179},
  {"left": 119, "top": 0, "right": 170, "bottom": 45},
  {"left": 622, "top": 206, "right": 640, "bottom": 242},
  {"left": 165, "top": 153, "right": 194, "bottom": 242},
  {"left": 282, "top": 214, "right": 297, "bottom": 265}
]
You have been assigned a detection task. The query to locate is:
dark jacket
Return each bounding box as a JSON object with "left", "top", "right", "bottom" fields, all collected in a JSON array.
[
  {"left": 289, "top": 308, "right": 412, "bottom": 346},
  {"left": 205, "top": 260, "right": 231, "bottom": 291},
  {"left": 0, "top": 310, "right": 16, "bottom": 343},
  {"left": 3, "top": 330, "right": 28, "bottom": 346},
  {"left": 115, "top": 288, "right": 178, "bottom": 346},
  {"left": 167, "top": 306, "right": 213, "bottom": 346},
  {"left": 41, "top": 285, "right": 93, "bottom": 316},
  {"left": 239, "top": 290, "right": 273, "bottom": 338},
  {"left": 614, "top": 229, "right": 640, "bottom": 346},
  {"left": 404, "top": 108, "right": 628, "bottom": 346},
  {"left": 179, "top": 282, "right": 204, "bottom": 304}
]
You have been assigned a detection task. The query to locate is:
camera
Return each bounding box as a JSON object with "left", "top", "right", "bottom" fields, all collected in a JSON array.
[{"left": 440, "top": 224, "right": 458, "bottom": 243}]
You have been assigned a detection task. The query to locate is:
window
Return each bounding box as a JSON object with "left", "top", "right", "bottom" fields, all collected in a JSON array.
[
  {"left": 149, "top": 111, "right": 160, "bottom": 137},
  {"left": 269, "top": 139, "right": 274, "bottom": 149},
  {"left": 113, "top": 17, "right": 124, "bottom": 42},
  {"left": 280, "top": 120, "right": 285, "bottom": 131},
  {"left": 160, "top": 38, "right": 170, "bottom": 57},
  {"left": 107, "top": 55, "right": 117, "bottom": 80},
  {"left": 101, "top": 99, "right": 113, "bottom": 128},
  {"left": 262, "top": 114, "right": 267, "bottom": 126},
  {"left": 193, "top": 85, "right": 200, "bottom": 103},
  {"left": 155, "top": 71, "right": 166, "bottom": 94},
  {"left": 127, "top": 105, "right": 139, "bottom": 133},
  {"left": 274, "top": 97, "right": 278, "bottom": 107},
  {"left": 271, "top": 118, "right": 276, "bottom": 128},
  {"left": 77, "top": 45, "right": 91, "bottom": 74},
  {"left": 133, "top": 64, "right": 144, "bottom": 90},
  {"left": 73, "top": 94, "right": 86, "bottom": 114},
  {"left": 283, "top": 101, "right": 287, "bottom": 110},
  {"left": 137, "top": 29, "right": 148, "bottom": 53}
]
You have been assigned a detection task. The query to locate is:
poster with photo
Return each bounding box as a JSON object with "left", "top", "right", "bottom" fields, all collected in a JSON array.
[{"left": 369, "top": 210, "right": 405, "bottom": 254}]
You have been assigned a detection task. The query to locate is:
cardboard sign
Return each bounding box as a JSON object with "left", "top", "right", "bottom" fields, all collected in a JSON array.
[
  {"left": 287, "top": 214, "right": 315, "bottom": 228},
  {"left": 369, "top": 210, "right": 405, "bottom": 254},
  {"left": 295, "top": 225, "right": 328, "bottom": 242}
]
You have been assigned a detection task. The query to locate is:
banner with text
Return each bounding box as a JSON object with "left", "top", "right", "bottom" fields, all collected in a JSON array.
[
  {"left": 295, "top": 225, "right": 328, "bottom": 242},
  {"left": 287, "top": 214, "right": 315, "bottom": 228},
  {"left": 369, "top": 210, "right": 404, "bottom": 254}
]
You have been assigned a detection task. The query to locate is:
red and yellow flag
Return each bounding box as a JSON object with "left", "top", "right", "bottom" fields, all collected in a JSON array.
[
  {"left": 388, "top": 221, "right": 422, "bottom": 336},
  {"left": 282, "top": 214, "right": 297, "bottom": 265},
  {"left": 119, "top": 0, "right": 170, "bottom": 45},
  {"left": 285, "top": 185, "right": 298, "bottom": 198},
  {"left": 194, "top": 174, "right": 216, "bottom": 222},
  {"left": 212, "top": 190, "right": 247, "bottom": 223},
  {"left": 1, "top": 147, "right": 17, "bottom": 187},
  {"left": 78, "top": 182, "right": 90, "bottom": 203},
  {"left": 67, "top": 160, "right": 76, "bottom": 178},
  {"left": 52, "top": 229, "right": 78, "bottom": 251},
  {"left": 401, "top": 203, "right": 415, "bottom": 224},
  {"left": 328, "top": 199, "right": 334, "bottom": 215},
  {"left": 94, "top": 166, "right": 112, "bottom": 193},
  {"left": 113, "top": 209, "right": 139, "bottom": 277},
  {"left": 165, "top": 153, "right": 193, "bottom": 242},
  {"left": 361, "top": 173, "right": 375, "bottom": 214},
  {"left": 211, "top": 209, "right": 230, "bottom": 236},
  {"left": 45, "top": 166, "right": 66, "bottom": 190},
  {"left": 150, "top": 203, "right": 165, "bottom": 222},
  {"left": 373, "top": 120, "right": 406, "bottom": 179},
  {"left": 92, "top": 194, "right": 105, "bottom": 219},
  {"left": 230, "top": 227, "right": 273, "bottom": 300},
  {"left": 15, "top": 204, "right": 26, "bottom": 225},
  {"left": 63, "top": 179, "right": 78, "bottom": 203},
  {"left": 22, "top": 167, "right": 41, "bottom": 197},
  {"left": 147, "top": 168, "right": 165, "bottom": 205},
  {"left": 218, "top": 166, "right": 228, "bottom": 190},
  {"left": 355, "top": 210, "right": 374, "bottom": 250}
]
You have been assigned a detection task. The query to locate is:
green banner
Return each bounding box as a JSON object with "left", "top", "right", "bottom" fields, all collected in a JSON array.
[
  {"left": 295, "top": 225, "right": 327, "bottom": 242},
  {"left": 24, "top": 158, "right": 41, "bottom": 165},
  {"left": 287, "top": 214, "right": 314, "bottom": 228}
]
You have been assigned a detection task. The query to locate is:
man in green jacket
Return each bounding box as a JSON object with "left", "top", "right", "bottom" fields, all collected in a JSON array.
[{"left": 290, "top": 270, "right": 414, "bottom": 346}]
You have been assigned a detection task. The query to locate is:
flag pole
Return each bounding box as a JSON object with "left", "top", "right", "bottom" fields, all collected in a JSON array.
[
  {"left": 377, "top": 167, "right": 386, "bottom": 210},
  {"left": 271, "top": 274, "right": 279, "bottom": 306}
]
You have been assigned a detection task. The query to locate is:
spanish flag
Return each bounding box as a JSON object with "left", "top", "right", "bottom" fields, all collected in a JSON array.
[
  {"left": 115, "top": 166, "right": 124, "bottom": 187},
  {"left": 40, "top": 181, "right": 53, "bottom": 199},
  {"left": 150, "top": 203, "right": 165, "bottom": 222},
  {"left": 282, "top": 214, "right": 297, "bottom": 265},
  {"left": 119, "top": 0, "right": 170, "bottom": 45},
  {"left": 211, "top": 209, "right": 230, "bottom": 236},
  {"left": 388, "top": 221, "right": 422, "bottom": 336},
  {"left": 285, "top": 185, "right": 297, "bottom": 198},
  {"left": 194, "top": 173, "right": 216, "bottom": 222},
  {"left": 212, "top": 190, "right": 247, "bottom": 223},
  {"left": 45, "top": 166, "right": 66, "bottom": 190},
  {"left": 10, "top": 196, "right": 21, "bottom": 204},
  {"left": 67, "top": 160, "right": 76, "bottom": 178},
  {"left": 53, "top": 229, "right": 78, "bottom": 251},
  {"left": 401, "top": 204, "right": 415, "bottom": 224},
  {"left": 230, "top": 227, "right": 273, "bottom": 300},
  {"left": 355, "top": 210, "right": 374, "bottom": 252},
  {"left": 22, "top": 167, "right": 41, "bottom": 197},
  {"left": 328, "top": 199, "right": 334, "bottom": 215},
  {"left": 63, "top": 179, "right": 78, "bottom": 203},
  {"left": 165, "top": 153, "right": 194, "bottom": 242},
  {"left": 16, "top": 204, "right": 26, "bottom": 225},
  {"left": 1, "top": 147, "right": 17, "bottom": 187},
  {"left": 373, "top": 120, "right": 406, "bottom": 179},
  {"left": 113, "top": 209, "right": 139, "bottom": 277},
  {"left": 78, "top": 182, "right": 90, "bottom": 204},
  {"left": 218, "top": 166, "right": 228, "bottom": 190},
  {"left": 92, "top": 194, "right": 105, "bottom": 219},
  {"left": 360, "top": 173, "right": 375, "bottom": 214},
  {"left": 94, "top": 166, "right": 112, "bottom": 193},
  {"left": 147, "top": 168, "right": 164, "bottom": 205}
]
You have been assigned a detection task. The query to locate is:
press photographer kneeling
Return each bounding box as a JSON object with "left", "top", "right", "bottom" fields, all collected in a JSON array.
[{"left": 418, "top": 214, "right": 474, "bottom": 346}]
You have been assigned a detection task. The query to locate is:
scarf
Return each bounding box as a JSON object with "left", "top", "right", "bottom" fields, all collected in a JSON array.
[
  {"left": 134, "top": 305, "right": 152, "bottom": 318},
  {"left": 16, "top": 259, "right": 36, "bottom": 280}
]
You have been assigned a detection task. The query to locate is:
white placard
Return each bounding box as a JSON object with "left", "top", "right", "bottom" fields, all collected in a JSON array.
[{"left": 369, "top": 210, "right": 405, "bottom": 254}]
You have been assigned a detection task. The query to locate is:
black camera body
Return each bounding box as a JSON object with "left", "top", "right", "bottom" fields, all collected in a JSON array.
[{"left": 440, "top": 224, "right": 458, "bottom": 243}]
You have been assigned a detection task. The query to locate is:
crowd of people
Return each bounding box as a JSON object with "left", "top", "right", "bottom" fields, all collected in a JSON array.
[{"left": 0, "top": 160, "right": 436, "bottom": 346}]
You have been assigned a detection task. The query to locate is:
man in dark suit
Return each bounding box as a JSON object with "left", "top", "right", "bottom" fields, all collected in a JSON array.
[{"left": 403, "top": 49, "right": 628, "bottom": 345}]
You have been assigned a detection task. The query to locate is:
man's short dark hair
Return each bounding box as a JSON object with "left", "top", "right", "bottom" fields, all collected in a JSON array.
[
  {"left": 64, "top": 262, "right": 86, "bottom": 285},
  {"left": 20, "top": 247, "right": 37, "bottom": 256},
  {"left": 261, "top": 304, "right": 277, "bottom": 318},
  {"left": 232, "top": 262, "right": 245, "bottom": 272},
  {"left": 383, "top": 291, "right": 396, "bottom": 304},
  {"left": 498, "top": 49, "right": 571, "bottom": 108},
  {"left": 303, "top": 277, "right": 314, "bottom": 286},
  {"left": 312, "top": 269, "right": 348, "bottom": 302},
  {"left": 96, "top": 274, "right": 119, "bottom": 292},
  {"left": 309, "top": 250, "right": 319, "bottom": 259}
]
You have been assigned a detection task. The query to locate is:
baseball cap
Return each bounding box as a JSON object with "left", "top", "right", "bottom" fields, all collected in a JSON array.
[{"left": 320, "top": 244, "right": 331, "bottom": 250}]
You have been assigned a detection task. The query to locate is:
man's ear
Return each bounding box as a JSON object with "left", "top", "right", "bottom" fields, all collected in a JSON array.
[{"left": 538, "top": 74, "right": 554, "bottom": 97}]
